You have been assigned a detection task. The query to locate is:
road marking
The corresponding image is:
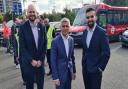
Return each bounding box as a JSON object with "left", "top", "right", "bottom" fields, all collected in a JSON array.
[{"left": 111, "top": 45, "right": 121, "bottom": 52}]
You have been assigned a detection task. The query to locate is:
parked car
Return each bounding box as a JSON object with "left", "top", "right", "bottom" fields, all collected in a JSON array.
[
  {"left": 121, "top": 30, "right": 128, "bottom": 47},
  {"left": 69, "top": 26, "right": 86, "bottom": 46}
]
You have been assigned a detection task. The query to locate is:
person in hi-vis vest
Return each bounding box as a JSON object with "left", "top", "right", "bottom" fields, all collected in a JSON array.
[{"left": 44, "top": 18, "right": 55, "bottom": 76}]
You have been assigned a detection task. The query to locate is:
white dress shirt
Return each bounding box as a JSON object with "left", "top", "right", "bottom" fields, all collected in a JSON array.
[
  {"left": 86, "top": 23, "right": 96, "bottom": 48},
  {"left": 61, "top": 33, "right": 69, "bottom": 57}
]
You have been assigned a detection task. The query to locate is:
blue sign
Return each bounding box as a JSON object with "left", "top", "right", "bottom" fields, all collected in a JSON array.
[
  {"left": 18, "top": 2, "right": 22, "bottom": 15},
  {"left": 12, "top": 2, "right": 22, "bottom": 16}
]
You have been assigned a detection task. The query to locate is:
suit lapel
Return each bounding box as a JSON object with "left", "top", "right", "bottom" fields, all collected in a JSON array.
[
  {"left": 89, "top": 26, "right": 97, "bottom": 49},
  {"left": 68, "top": 38, "right": 72, "bottom": 59},
  {"left": 37, "top": 23, "right": 41, "bottom": 50},
  {"left": 59, "top": 34, "right": 68, "bottom": 58},
  {"left": 27, "top": 21, "right": 37, "bottom": 49},
  {"left": 83, "top": 31, "right": 88, "bottom": 49},
  {"left": 27, "top": 21, "right": 38, "bottom": 50}
]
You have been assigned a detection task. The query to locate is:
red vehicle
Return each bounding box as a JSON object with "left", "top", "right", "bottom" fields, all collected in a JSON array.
[{"left": 69, "top": 3, "right": 128, "bottom": 45}]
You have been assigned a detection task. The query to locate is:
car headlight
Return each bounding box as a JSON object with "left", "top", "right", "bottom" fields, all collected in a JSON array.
[
  {"left": 76, "top": 32, "right": 83, "bottom": 35},
  {"left": 122, "top": 34, "right": 128, "bottom": 39},
  {"left": 123, "top": 31, "right": 128, "bottom": 36}
]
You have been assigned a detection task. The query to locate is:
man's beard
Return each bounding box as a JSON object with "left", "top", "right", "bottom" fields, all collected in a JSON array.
[
  {"left": 62, "top": 31, "right": 68, "bottom": 37},
  {"left": 29, "top": 16, "right": 36, "bottom": 22},
  {"left": 87, "top": 21, "right": 95, "bottom": 28}
]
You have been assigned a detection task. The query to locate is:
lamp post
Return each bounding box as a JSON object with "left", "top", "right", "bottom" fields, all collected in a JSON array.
[
  {"left": 23, "top": 0, "right": 27, "bottom": 15},
  {"left": 32, "top": 0, "right": 37, "bottom": 4},
  {"left": 82, "top": 0, "right": 83, "bottom": 5},
  {"left": 32, "top": 0, "right": 37, "bottom": 11}
]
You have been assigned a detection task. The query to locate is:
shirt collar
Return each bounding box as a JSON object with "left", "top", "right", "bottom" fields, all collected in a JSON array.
[
  {"left": 61, "top": 32, "right": 69, "bottom": 40},
  {"left": 29, "top": 20, "right": 38, "bottom": 28},
  {"left": 87, "top": 23, "right": 96, "bottom": 32}
]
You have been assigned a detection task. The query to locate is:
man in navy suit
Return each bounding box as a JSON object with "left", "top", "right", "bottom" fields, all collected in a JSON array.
[
  {"left": 19, "top": 4, "right": 47, "bottom": 89},
  {"left": 82, "top": 8, "right": 110, "bottom": 89},
  {"left": 51, "top": 18, "right": 76, "bottom": 89}
]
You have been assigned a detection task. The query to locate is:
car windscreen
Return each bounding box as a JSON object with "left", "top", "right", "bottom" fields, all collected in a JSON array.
[{"left": 72, "top": 7, "right": 87, "bottom": 26}]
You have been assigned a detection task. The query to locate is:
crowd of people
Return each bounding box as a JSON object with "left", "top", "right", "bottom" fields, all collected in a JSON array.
[{"left": 1, "top": 4, "right": 111, "bottom": 89}]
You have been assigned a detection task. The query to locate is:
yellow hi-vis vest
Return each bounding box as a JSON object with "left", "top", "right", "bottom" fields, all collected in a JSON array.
[{"left": 47, "top": 27, "right": 54, "bottom": 49}]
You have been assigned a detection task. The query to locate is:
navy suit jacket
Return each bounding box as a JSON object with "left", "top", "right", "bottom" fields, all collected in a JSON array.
[
  {"left": 51, "top": 34, "right": 76, "bottom": 83},
  {"left": 19, "top": 20, "right": 47, "bottom": 77},
  {"left": 13, "top": 33, "right": 19, "bottom": 57},
  {"left": 82, "top": 25, "right": 110, "bottom": 73}
]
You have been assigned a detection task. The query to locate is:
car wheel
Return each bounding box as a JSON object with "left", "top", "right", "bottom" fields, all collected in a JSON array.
[{"left": 122, "top": 44, "right": 126, "bottom": 48}]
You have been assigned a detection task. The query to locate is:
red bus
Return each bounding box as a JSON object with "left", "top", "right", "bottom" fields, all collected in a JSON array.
[{"left": 69, "top": 3, "right": 128, "bottom": 45}]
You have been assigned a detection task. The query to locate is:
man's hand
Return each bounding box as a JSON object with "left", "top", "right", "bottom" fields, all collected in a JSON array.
[
  {"left": 72, "top": 73, "right": 76, "bottom": 80},
  {"left": 31, "top": 60, "right": 38, "bottom": 67},
  {"left": 37, "top": 60, "right": 42, "bottom": 67},
  {"left": 16, "top": 57, "right": 19, "bottom": 64},
  {"left": 54, "top": 79, "right": 60, "bottom": 87},
  {"left": 44, "top": 62, "right": 48, "bottom": 67}
]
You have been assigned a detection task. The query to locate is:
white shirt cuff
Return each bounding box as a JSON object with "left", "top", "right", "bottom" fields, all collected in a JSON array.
[{"left": 53, "top": 79, "right": 59, "bottom": 81}]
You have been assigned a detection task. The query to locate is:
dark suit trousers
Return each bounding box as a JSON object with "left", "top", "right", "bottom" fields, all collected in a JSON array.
[
  {"left": 47, "top": 49, "right": 52, "bottom": 73},
  {"left": 19, "top": 58, "right": 26, "bottom": 83},
  {"left": 14, "top": 55, "right": 19, "bottom": 65},
  {"left": 26, "top": 68, "right": 44, "bottom": 89},
  {"left": 56, "top": 69, "right": 72, "bottom": 89},
  {"left": 82, "top": 70, "right": 102, "bottom": 89}
]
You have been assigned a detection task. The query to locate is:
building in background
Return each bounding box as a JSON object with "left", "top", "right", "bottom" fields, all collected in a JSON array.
[
  {"left": 0, "top": 0, "right": 22, "bottom": 15},
  {"left": 0, "top": 0, "right": 4, "bottom": 14},
  {"left": 12, "top": 0, "right": 22, "bottom": 16}
]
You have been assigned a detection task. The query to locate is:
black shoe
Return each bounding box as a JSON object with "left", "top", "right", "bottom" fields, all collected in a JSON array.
[
  {"left": 5, "top": 51, "right": 9, "bottom": 53},
  {"left": 23, "top": 82, "right": 26, "bottom": 86},
  {"left": 46, "top": 72, "right": 51, "bottom": 76},
  {"left": 5, "top": 49, "right": 10, "bottom": 53}
]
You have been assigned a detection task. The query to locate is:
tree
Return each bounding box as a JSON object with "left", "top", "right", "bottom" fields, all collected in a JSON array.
[
  {"left": 23, "top": 0, "right": 27, "bottom": 15},
  {"left": 103, "top": 0, "right": 128, "bottom": 7},
  {"left": 4, "top": 12, "right": 13, "bottom": 22},
  {"left": 23, "top": 0, "right": 26, "bottom": 7},
  {"left": 42, "top": 8, "right": 75, "bottom": 25},
  {"left": 63, "top": 8, "right": 75, "bottom": 25},
  {"left": 0, "top": 14, "right": 3, "bottom": 23}
]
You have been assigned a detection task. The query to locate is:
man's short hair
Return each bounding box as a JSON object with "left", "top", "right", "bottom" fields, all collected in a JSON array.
[
  {"left": 44, "top": 18, "right": 49, "bottom": 22},
  {"left": 27, "top": 4, "right": 37, "bottom": 14},
  {"left": 60, "top": 17, "right": 70, "bottom": 27},
  {"left": 40, "top": 15, "right": 44, "bottom": 20},
  {"left": 86, "top": 8, "right": 95, "bottom": 13}
]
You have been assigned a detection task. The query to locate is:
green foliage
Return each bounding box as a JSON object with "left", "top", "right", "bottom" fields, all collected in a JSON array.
[
  {"left": 63, "top": 8, "right": 75, "bottom": 25},
  {"left": 22, "top": 0, "right": 27, "bottom": 15},
  {"left": 103, "top": 0, "right": 128, "bottom": 7},
  {"left": 42, "top": 8, "right": 75, "bottom": 25},
  {"left": 3, "top": 12, "right": 12, "bottom": 22},
  {"left": 3, "top": 12, "right": 18, "bottom": 22},
  {"left": 0, "top": 14, "right": 3, "bottom": 23}
]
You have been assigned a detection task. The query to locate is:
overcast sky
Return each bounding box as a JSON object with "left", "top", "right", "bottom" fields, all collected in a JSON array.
[{"left": 25, "top": 0, "right": 101, "bottom": 14}]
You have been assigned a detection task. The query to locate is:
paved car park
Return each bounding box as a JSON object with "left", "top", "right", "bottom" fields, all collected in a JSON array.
[{"left": 0, "top": 42, "right": 128, "bottom": 89}]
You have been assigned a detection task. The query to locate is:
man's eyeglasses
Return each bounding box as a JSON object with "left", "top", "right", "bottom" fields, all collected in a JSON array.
[{"left": 86, "top": 15, "right": 94, "bottom": 19}]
